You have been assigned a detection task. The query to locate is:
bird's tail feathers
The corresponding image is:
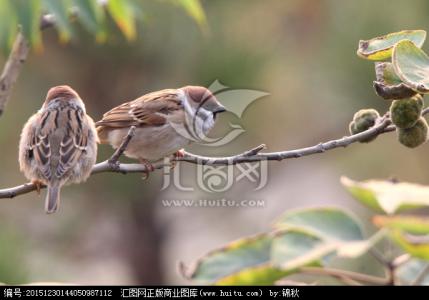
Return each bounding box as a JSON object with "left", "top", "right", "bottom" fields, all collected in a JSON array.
[{"left": 45, "top": 182, "right": 61, "bottom": 214}]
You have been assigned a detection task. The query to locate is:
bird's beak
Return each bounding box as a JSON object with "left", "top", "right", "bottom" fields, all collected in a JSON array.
[
  {"left": 213, "top": 105, "right": 226, "bottom": 119},
  {"left": 214, "top": 105, "right": 226, "bottom": 114}
]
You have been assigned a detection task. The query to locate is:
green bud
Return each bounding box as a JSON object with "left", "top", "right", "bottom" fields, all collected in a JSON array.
[
  {"left": 349, "top": 121, "right": 358, "bottom": 134},
  {"left": 397, "top": 117, "right": 428, "bottom": 148},
  {"left": 390, "top": 95, "right": 424, "bottom": 129},
  {"left": 349, "top": 109, "right": 380, "bottom": 142},
  {"left": 352, "top": 108, "right": 380, "bottom": 131}
]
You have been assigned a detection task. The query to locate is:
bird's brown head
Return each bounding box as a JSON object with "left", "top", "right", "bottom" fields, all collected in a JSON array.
[
  {"left": 44, "top": 85, "right": 80, "bottom": 105},
  {"left": 182, "top": 86, "right": 226, "bottom": 119}
]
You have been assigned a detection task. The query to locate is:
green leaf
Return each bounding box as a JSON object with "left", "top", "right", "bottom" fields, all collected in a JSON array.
[
  {"left": 182, "top": 233, "right": 289, "bottom": 285},
  {"left": 215, "top": 264, "right": 291, "bottom": 285},
  {"left": 341, "top": 176, "right": 429, "bottom": 214},
  {"left": 73, "top": 0, "right": 104, "bottom": 35},
  {"left": 0, "top": 0, "right": 18, "bottom": 53},
  {"left": 375, "top": 62, "right": 403, "bottom": 85},
  {"left": 273, "top": 207, "right": 364, "bottom": 241},
  {"left": 42, "top": 0, "right": 73, "bottom": 43},
  {"left": 271, "top": 229, "right": 331, "bottom": 270},
  {"left": 177, "top": 0, "right": 208, "bottom": 31},
  {"left": 73, "top": 0, "right": 107, "bottom": 43},
  {"left": 107, "top": 0, "right": 136, "bottom": 41},
  {"left": 271, "top": 227, "right": 384, "bottom": 270},
  {"left": 374, "top": 215, "right": 429, "bottom": 235},
  {"left": 184, "top": 208, "right": 383, "bottom": 285},
  {"left": 357, "top": 30, "right": 426, "bottom": 61},
  {"left": 11, "top": 0, "right": 43, "bottom": 51},
  {"left": 341, "top": 177, "right": 384, "bottom": 212},
  {"left": 373, "top": 215, "right": 429, "bottom": 260},
  {"left": 393, "top": 39, "right": 429, "bottom": 93},
  {"left": 183, "top": 230, "right": 326, "bottom": 285},
  {"left": 335, "top": 229, "right": 386, "bottom": 258},
  {"left": 389, "top": 229, "right": 429, "bottom": 260},
  {"left": 273, "top": 207, "right": 383, "bottom": 260},
  {"left": 397, "top": 259, "right": 429, "bottom": 285}
]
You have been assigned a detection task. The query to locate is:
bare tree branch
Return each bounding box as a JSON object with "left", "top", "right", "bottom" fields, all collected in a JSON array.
[
  {"left": 0, "top": 14, "right": 59, "bottom": 118},
  {"left": 0, "top": 182, "right": 45, "bottom": 199},
  {"left": 178, "top": 114, "right": 392, "bottom": 165},
  {"left": 2, "top": 109, "right": 428, "bottom": 199},
  {"left": 108, "top": 126, "right": 136, "bottom": 168},
  {"left": 0, "top": 32, "right": 29, "bottom": 116}
]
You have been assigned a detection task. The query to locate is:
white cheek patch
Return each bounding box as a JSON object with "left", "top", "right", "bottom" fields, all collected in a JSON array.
[
  {"left": 197, "top": 107, "right": 215, "bottom": 134},
  {"left": 177, "top": 89, "right": 215, "bottom": 141}
]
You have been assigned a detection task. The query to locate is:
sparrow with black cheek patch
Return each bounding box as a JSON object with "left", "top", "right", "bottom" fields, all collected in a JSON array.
[
  {"left": 95, "top": 86, "right": 226, "bottom": 170},
  {"left": 19, "top": 85, "right": 98, "bottom": 214}
]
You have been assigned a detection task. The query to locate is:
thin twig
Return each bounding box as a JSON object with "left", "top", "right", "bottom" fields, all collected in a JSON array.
[
  {"left": 299, "top": 266, "right": 389, "bottom": 285},
  {"left": 0, "top": 32, "right": 29, "bottom": 116},
  {"left": 370, "top": 249, "right": 390, "bottom": 267},
  {"left": 108, "top": 126, "right": 136, "bottom": 166},
  {"left": 0, "top": 14, "right": 59, "bottom": 118},
  {"left": 370, "top": 249, "right": 412, "bottom": 286},
  {"left": 334, "top": 275, "right": 363, "bottom": 286},
  {"left": 178, "top": 115, "right": 392, "bottom": 165},
  {"left": 369, "top": 249, "right": 396, "bottom": 285},
  {"left": 239, "top": 144, "right": 266, "bottom": 157},
  {"left": 386, "top": 262, "right": 396, "bottom": 285}
]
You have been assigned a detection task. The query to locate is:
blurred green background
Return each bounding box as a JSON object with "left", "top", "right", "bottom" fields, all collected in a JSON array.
[{"left": 1, "top": 0, "right": 429, "bottom": 284}]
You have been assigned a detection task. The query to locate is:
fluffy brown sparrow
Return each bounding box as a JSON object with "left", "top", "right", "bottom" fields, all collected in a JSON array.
[
  {"left": 96, "top": 86, "right": 226, "bottom": 168},
  {"left": 19, "top": 85, "right": 98, "bottom": 214}
]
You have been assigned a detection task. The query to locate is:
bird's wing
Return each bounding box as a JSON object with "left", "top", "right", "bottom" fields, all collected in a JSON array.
[
  {"left": 56, "top": 107, "right": 90, "bottom": 178},
  {"left": 95, "top": 90, "right": 182, "bottom": 128},
  {"left": 31, "top": 105, "right": 89, "bottom": 180}
]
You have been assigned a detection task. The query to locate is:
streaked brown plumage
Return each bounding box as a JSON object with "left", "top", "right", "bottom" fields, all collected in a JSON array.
[
  {"left": 96, "top": 86, "right": 226, "bottom": 163},
  {"left": 19, "top": 85, "right": 98, "bottom": 214}
]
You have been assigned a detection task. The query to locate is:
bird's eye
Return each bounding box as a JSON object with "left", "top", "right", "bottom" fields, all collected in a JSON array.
[{"left": 27, "top": 149, "right": 34, "bottom": 160}]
